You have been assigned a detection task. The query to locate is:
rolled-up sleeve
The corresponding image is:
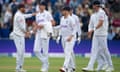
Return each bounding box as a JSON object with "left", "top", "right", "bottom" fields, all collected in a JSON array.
[{"left": 98, "top": 12, "right": 105, "bottom": 21}]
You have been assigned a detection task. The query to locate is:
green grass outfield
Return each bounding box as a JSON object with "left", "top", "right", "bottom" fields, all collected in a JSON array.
[{"left": 0, "top": 56, "right": 120, "bottom": 72}]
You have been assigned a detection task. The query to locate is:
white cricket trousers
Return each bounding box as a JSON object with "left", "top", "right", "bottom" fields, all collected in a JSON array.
[
  {"left": 34, "top": 32, "right": 49, "bottom": 68},
  {"left": 13, "top": 34, "right": 25, "bottom": 70},
  {"left": 87, "top": 35, "right": 113, "bottom": 68},
  {"left": 62, "top": 36, "right": 76, "bottom": 69}
]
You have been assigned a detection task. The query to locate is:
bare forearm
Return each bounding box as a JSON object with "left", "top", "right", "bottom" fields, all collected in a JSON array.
[{"left": 96, "top": 20, "right": 103, "bottom": 30}]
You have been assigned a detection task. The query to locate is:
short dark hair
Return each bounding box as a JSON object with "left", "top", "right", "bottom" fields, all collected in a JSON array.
[
  {"left": 92, "top": 0, "right": 101, "bottom": 6},
  {"left": 18, "top": 4, "right": 25, "bottom": 9},
  {"left": 62, "top": 6, "right": 71, "bottom": 11},
  {"left": 39, "top": 1, "right": 47, "bottom": 6}
]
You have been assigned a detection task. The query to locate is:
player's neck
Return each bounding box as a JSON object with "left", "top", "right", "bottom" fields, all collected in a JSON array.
[
  {"left": 96, "top": 7, "right": 100, "bottom": 12},
  {"left": 40, "top": 10, "right": 44, "bottom": 13},
  {"left": 64, "top": 14, "right": 69, "bottom": 18}
]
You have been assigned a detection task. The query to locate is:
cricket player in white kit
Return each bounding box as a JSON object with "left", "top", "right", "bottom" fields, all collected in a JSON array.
[
  {"left": 57, "top": 6, "right": 77, "bottom": 72},
  {"left": 33, "top": 2, "right": 55, "bottom": 72},
  {"left": 82, "top": 1, "right": 114, "bottom": 72},
  {"left": 10, "top": 4, "right": 36, "bottom": 72}
]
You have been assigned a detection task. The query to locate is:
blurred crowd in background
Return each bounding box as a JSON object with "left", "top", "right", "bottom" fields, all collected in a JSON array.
[{"left": 0, "top": 0, "right": 120, "bottom": 40}]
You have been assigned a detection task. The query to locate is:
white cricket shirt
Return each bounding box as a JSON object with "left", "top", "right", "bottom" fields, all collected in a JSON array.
[
  {"left": 59, "top": 15, "right": 77, "bottom": 38},
  {"left": 13, "top": 10, "right": 33, "bottom": 37},
  {"left": 89, "top": 8, "right": 109, "bottom": 36},
  {"left": 36, "top": 10, "right": 53, "bottom": 38}
]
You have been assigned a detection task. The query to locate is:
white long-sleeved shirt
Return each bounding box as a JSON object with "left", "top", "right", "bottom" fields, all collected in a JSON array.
[
  {"left": 13, "top": 10, "right": 33, "bottom": 37},
  {"left": 59, "top": 15, "right": 77, "bottom": 39},
  {"left": 71, "top": 14, "right": 81, "bottom": 36},
  {"left": 36, "top": 10, "right": 53, "bottom": 38},
  {"left": 88, "top": 13, "right": 96, "bottom": 32},
  {"left": 89, "top": 8, "right": 109, "bottom": 36}
]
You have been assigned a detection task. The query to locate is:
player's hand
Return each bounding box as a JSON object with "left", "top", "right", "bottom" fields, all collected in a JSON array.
[
  {"left": 56, "top": 36, "right": 60, "bottom": 44},
  {"left": 88, "top": 30, "right": 94, "bottom": 39},
  {"left": 67, "top": 35, "right": 73, "bottom": 42},
  {"left": 25, "top": 32, "right": 31, "bottom": 38},
  {"left": 32, "top": 12, "right": 39, "bottom": 16},
  {"left": 37, "top": 25, "right": 44, "bottom": 29},
  {"left": 77, "top": 36, "right": 81, "bottom": 44}
]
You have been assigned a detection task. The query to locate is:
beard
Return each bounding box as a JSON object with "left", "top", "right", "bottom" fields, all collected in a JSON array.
[{"left": 21, "top": 8, "right": 25, "bottom": 13}]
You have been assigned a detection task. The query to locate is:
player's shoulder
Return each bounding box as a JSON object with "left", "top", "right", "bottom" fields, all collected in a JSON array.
[
  {"left": 72, "top": 14, "right": 78, "bottom": 18},
  {"left": 68, "top": 15, "right": 75, "bottom": 23},
  {"left": 14, "top": 11, "right": 21, "bottom": 18},
  {"left": 44, "top": 10, "right": 51, "bottom": 15},
  {"left": 61, "top": 16, "right": 64, "bottom": 20},
  {"left": 69, "top": 15, "right": 74, "bottom": 20},
  {"left": 15, "top": 11, "right": 20, "bottom": 15},
  {"left": 36, "top": 12, "right": 40, "bottom": 17},
  {"left": 98, "top": 8, "right": 105, "bottom": 14},
  {"left": 72, "top": 14, "right": 79, "bottom": 19},
  {"left": 91, "top": 13, "right": 95, "bottom": 17}
]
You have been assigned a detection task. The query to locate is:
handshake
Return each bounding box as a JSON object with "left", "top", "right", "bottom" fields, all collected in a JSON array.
[
  {"left": 25, "top": 31, "right": 32, "bottom": 38},
  {"left": 25, "top": 29, "right": 36, "bottom": 38}
]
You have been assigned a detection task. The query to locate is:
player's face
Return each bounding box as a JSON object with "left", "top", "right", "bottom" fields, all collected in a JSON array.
[
  {"left": 20, "top": 7, "right": 25, "bottom": 13},
  {"left": 92, "top": 5, "right": 98, "bottom": 11},
  {"left": 39, "top": 5, "right": 45, "bottom": 11},
  {"left": 92, "top": 5, "right": 96, "bottom": 10},
  {"left": 61, "top": 10, "right": 66, "bottom": 16},
  {"left": 65, "top": 11, "right": 70, "bottom": 15},
  {"left": 70, "top": 10, "right": 73, "bottom": 15}
]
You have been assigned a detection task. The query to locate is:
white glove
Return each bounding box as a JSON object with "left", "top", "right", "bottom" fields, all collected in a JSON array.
[
  {"left": 77, "top": 36, "right": 81, "bottom": 44},
  {"left": 56, "top": 36, "right": 60, "bottom": 44}
]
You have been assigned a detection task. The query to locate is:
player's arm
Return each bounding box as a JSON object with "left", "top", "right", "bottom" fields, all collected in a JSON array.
[
  {"left": 95, "top": 12, "right": 104, "bottom": 30},
  {"left": 71, "top": 19, "right": 77, "bottom": 36},
  {"left": 17, "top": 16, "right": 26, "bottom": 33},
  {"left": 37, "top": 24, "right": 44, "bottom": 29},
  {"left": 95, "top": 20, "right": 103, "bottom": 29},
  {"left": 17, "top": 16, "right": 30, "bottom": 37},
  {"left": 53, "top": 25, "right": 61, "bottom": 30},
  {"left": 67, "top": 18, "right": 77, "bottom": 42},
  {"left": 51, "top": 20, "right": 56, "bottom": 26},
  {"left": 76, "top": 16, "right": 82, "bottom": 43},
  {"left": 30, "top": 21, "right": 38, "bottom": 34},
  {"left": 56, "top": 19, "right": 62, "bottom": 44},
  {"left": 35, "top": 14, "right": 45, "bottom": 30},
  {"left": 76, "top": 16, "right": 82, "bottom": 36},
  {"left": 23, "top": 12, "right": 37, "bottom": 18},
  {"left": 48, "top": 12, "right": 56, "bottom": 26},
  {"left": 88, "top": 15, "right": 94, "bottom": 38}
]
